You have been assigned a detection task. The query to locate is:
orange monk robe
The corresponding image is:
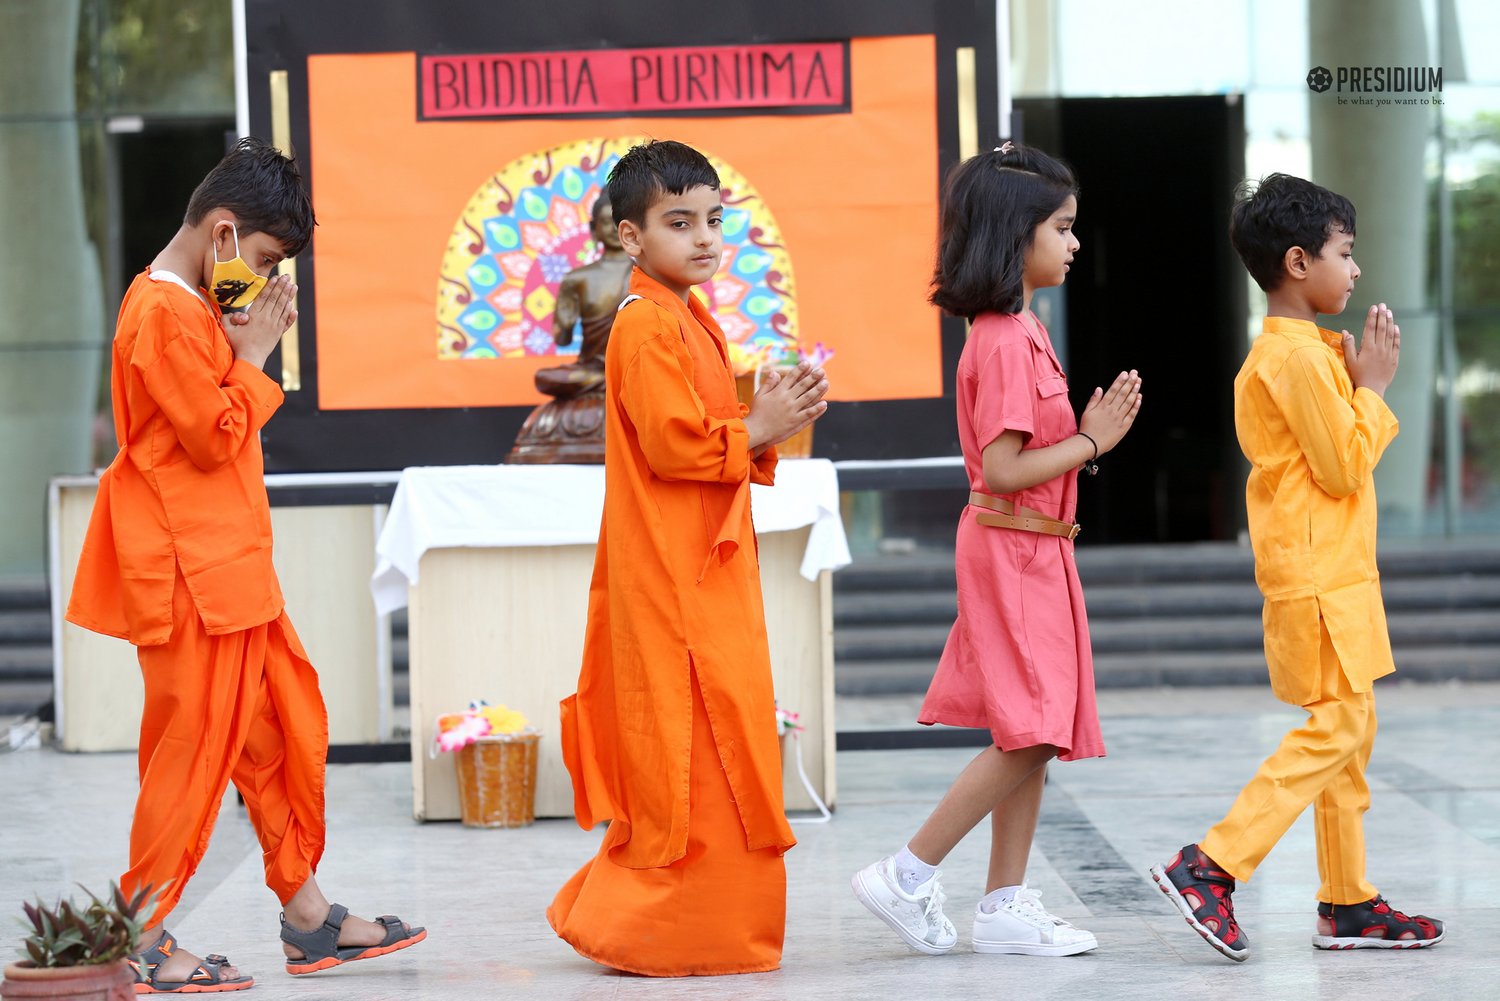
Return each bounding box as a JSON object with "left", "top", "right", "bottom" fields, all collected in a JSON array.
[
  {"left": 66, "top": 269, "right": 328, "bottom": 923},
  {"left": 548, "top": 267, "right": 796, "bottom": 976}
]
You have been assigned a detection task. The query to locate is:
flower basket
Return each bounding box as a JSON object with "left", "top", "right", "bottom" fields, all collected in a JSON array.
[
  {"left": 432, "top": 701, "right": 539, "bottom": 828},
  {"left": 454, "top": 732, "right": 541, "bottom": 829}
]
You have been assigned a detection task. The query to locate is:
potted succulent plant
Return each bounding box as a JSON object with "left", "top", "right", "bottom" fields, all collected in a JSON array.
[{"left": 2, "top": 883, "right": 153, "bottom": 1000}]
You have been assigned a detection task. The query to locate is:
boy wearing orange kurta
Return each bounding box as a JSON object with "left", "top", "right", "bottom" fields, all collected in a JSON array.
[
  {"left": 67, "top": 138, "right": 423, "bottom": 993},
  {"left": 547, "top": 140, "right": 828, "bottom": 976},
  {"left": 1150, "top": 173, "right": 1443, "bottom": 961}
]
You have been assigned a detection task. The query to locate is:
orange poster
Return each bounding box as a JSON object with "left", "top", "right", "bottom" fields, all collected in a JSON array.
[{"left": 307, "top": 35, "right": 940, "bottom": 410}]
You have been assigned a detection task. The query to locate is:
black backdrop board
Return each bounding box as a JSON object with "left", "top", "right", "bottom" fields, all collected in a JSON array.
[{"left": 243, "top": 0, "right": 996, "bottom": 472}]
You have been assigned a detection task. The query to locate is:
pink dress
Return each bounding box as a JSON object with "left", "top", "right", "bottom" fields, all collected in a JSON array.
[{"left": 917, "top": 311, "right": 1105, "bottom": 761}]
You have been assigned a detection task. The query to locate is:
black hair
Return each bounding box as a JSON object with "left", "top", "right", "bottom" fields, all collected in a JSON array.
[
  {"left": 929, "top": 144, "right": 1079, "bottom": 319},
  {"left": 184, "top": 136, "right": 316, "bottom": 257},
  {"left": 1229, "top": 173, "right": 1356, "bottom": 292},
  {"left": 606, "top": 140, "right": 720, "bottom": 228}
]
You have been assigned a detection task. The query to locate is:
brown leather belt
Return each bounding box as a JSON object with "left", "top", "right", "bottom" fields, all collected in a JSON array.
[{"left": 968, "top": 491, "right": 1081, "bottom": 540}]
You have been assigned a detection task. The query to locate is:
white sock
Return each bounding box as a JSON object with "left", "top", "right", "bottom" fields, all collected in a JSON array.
[
  {"left": 893, "top": 845, "right": 938, "bottom": 893},
  {"left": 978, "top": 884, "right": 1024, "bottom": 913}
]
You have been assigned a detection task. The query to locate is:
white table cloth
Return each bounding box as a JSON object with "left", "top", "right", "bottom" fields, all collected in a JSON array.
[{"left": 372, "top": 459, "right": 851, "bottom": 613}]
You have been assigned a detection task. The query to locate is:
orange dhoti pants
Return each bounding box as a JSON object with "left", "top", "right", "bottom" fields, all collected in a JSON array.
[
  {"left": 546, "top": 675, "right": 787, "bottom": 976},
  {"left": 1200, "top": 620, "right": 1379, "bottom": 905},
  {"left": 123, "top": 571, "right": 329, "bottom": 926}
]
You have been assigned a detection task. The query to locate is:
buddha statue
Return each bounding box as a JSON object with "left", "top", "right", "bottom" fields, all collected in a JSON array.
[
  {"left": 507, "top": 194, "right": 631, "bottom": 463},
  {"left": 533, "top": 194, "right": 632, "bottom": 399}
]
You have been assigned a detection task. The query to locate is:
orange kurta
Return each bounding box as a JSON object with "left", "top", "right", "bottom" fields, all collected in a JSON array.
[
  {"left": 68, "top": 270, "right": 285, "bottom": 645},
  {"left": 66, "top": 269, "right": 327, "bottom": 923},
  {"left": 548, "top": 268, "right": 796, "bottom": 976}
]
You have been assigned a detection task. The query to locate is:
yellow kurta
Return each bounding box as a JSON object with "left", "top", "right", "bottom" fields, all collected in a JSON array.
[
  {"left": 1200, "top": 314, "right": 1399, "bottom": 900},
  {"left": 1234, "top": 315, "right": 1400, "bottom": 705}
]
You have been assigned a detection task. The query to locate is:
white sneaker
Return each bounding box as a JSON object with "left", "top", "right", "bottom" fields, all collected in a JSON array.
[
  {"left": 972, "top": 885, "right": 1098, "bottom": 956},
  {"left": 851, "top": 856, "right": 959, "bottom": 955}
]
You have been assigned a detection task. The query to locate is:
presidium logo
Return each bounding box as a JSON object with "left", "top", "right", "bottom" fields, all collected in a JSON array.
[{"left": 1307, "top": 64, "right": 1444, "bottom": 106}]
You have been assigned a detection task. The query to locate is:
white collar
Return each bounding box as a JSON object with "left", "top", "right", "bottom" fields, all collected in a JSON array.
[{"left": 148, "top": 269, "right": 212, "bottom": 309}]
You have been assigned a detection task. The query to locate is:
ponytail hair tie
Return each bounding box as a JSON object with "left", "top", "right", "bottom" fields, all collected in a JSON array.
[{"left": 994, "top": 141, "right": 1016, "bottom": 155}]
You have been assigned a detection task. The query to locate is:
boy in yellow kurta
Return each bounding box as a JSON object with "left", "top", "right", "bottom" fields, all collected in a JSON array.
[
  {"left": 1150, "top": 173, "right": 1443, "bottom": 961},
  {"left": 546, "top": 140, "right": 829, "bottom": 976}
]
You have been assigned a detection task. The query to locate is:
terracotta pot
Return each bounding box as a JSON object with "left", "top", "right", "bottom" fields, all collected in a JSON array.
[{"left": 2, "top": 960, "right": 134, "bottom": 1000}]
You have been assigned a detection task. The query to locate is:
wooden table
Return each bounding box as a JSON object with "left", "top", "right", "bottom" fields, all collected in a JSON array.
[
  {"left": 376, "top": 461, "right": 848, "bottom": 821},
  {"left": 49, "top": 476, "right": 392, "bottom": 751}
]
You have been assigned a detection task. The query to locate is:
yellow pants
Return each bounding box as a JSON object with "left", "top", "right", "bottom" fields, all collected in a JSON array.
[{"left": 1200, "top": 621, "right": 1379, "bottom": 905}]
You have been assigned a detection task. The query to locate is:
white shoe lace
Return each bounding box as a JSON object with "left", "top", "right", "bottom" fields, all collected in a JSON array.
[
  {"left": 1011, "top": 886, "right": 1078, "bottom": 929},
  {"left": 921, "top": 879, "right": 949, "bottom": 933}
]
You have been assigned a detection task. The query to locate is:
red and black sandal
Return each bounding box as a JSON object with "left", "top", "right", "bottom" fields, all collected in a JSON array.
[
  {"left": 280, "top": 903, "right": 426, "bottom": 975},
  {"left": 129, "top": 929, "right": 254, "bottom": 993},
  {"left": 1312, "top": 896, "right": 1445, "bottom": 950},
  {"left": 1150, "top": 844, "right": 1250, "bottom": 962}
]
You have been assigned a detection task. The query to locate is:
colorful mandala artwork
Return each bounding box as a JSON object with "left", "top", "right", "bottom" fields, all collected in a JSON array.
[{"left": 436, "top": 136, "right": 801, "bottom": 364}]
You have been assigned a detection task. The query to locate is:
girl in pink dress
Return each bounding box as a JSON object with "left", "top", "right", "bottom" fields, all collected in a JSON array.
[{"left": 852, "top": 143, "right": 1142, "bottom": 957}]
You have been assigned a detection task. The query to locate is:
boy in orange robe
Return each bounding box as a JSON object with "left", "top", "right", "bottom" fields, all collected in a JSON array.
[
  {"left": 547, "top": 140, "right": 829, "bottom": 976},
  {"left": 1149, "top": 173, "right": 1443, "bottom": 961},
  {"left": 66, "top": 138, "right": 423, "bottom": 993}
]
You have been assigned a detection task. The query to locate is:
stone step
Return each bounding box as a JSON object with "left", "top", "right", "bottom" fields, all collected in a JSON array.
[
  {"left": 0, "top": 609, "right": 52, "bottom": 644},
  {"left": 0, "top": 680, "right": 53, "bottom": 718},
  {"left": 834, "top": 575, "right": 1500, "bottom": 627},
  {"left": 833, "top": 542, "right": 1500, "bottom": 594},
  {"left": 834, "top": 608, "right": 1500, "bottom": 662},
  {"left": 0, "top": 577, "right": 48, "bottom": 611},
  {"left": 0, "top": 646, "right": 52, "bottom": 681},
  {"left": 834, "top": 645, "right": 1500, "bottom": 696}
]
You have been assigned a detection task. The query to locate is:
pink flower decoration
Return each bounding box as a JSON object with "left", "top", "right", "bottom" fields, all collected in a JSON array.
[
  {"left": 437, "top": 714, "right": 492, "bottom": 752},
  {"left": 775, "top": 702, "right": 805, "bottom": 735}
]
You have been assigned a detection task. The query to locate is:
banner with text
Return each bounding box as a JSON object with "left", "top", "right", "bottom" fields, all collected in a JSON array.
[{"left": 420, "top": 41, "right": 850, "bottom": 119}]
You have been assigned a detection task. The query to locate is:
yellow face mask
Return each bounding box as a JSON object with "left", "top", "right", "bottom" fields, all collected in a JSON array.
[{"left": 211, "top": 222, "right": 269, "bottom": 312}]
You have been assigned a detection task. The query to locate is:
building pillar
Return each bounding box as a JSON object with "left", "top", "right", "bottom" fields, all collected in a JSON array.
[
  {"left": 1309, "top": 0, "right": 1437, "bottom": 535},
  {"left": 0, "top": 0, "right": 106, "bottom": 573}
]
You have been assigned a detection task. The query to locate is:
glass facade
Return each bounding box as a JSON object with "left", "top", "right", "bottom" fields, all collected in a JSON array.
[
  {"left": 1009, "top": 0, "right": 1500, "bottom": 540},
  {"left": 0, "top": 1, "right": 233, "bottom": 574}
]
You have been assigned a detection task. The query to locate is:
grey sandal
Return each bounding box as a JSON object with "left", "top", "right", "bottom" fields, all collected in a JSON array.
[
  {"left": 129, "top": 928, "right": 254, "bottom": 993},
  {"left": 280, "top": 903, "right": 426, "bottom": 975}
]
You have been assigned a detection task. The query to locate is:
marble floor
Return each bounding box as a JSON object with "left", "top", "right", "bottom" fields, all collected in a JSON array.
[{"left": 2, "top": 681, "right": 1496, "bottom": 1001}]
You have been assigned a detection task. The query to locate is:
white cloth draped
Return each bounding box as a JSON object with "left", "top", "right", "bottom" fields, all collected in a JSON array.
[{"left": 371, "top": 459, "right": 851, "bottom": 614}]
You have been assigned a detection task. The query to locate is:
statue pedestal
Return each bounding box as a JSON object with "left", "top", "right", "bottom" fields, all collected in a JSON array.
[{"left": 506, "top": 393, "right": 605, "bottom": 464}]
